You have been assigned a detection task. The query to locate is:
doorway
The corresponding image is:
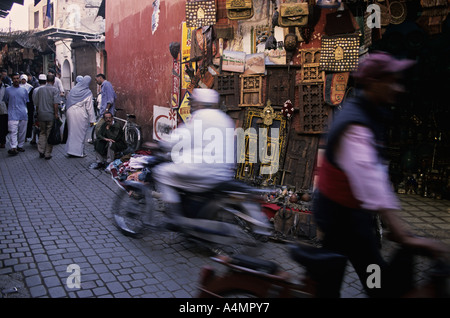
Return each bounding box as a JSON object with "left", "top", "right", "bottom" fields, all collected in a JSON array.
[{"left": 62, "top": 59, "right": 72, "bottom": 93}]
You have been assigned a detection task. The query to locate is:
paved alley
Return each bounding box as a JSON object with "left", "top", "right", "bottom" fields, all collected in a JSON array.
[{"left": 0, "top": 137, "right": 449, "bottom": 299}]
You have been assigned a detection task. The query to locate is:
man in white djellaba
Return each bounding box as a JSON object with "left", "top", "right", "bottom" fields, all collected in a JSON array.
[
  {"left": 153, "top": 88, "right": 236, "bottom": 217},
  {"left": 64, "top": 75, "right": 96, "bottom": 158}
]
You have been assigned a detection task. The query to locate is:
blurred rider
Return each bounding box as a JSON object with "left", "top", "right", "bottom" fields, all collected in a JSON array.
[{"left": 153, "top": 88, "right": 236, "bottom": 219}]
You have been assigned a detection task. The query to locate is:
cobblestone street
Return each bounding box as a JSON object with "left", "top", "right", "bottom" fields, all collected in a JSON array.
[{"left": 1, "top": 138, "right": 449, "bottom": 299}]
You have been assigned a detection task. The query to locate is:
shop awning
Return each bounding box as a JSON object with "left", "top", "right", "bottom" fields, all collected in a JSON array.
[
  {"left": 0, "top": 0, "right": 24, "bottom": 18},
  {"left": 34, "top": 27, "right": 103, "bottom": 41},
  {"left": 0, "top": 30, "right": 48, "bottom": 52}
]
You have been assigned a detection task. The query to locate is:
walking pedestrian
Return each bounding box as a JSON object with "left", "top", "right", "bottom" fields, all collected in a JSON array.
[
  {"left": 0, "top": 72, "right": 8, "bottom": 149},
  {"left": 95, "top": 73, "right": 116, "bottom": 116},
  {"left": 48, "top": 68, "right": 65, "bottom": 98},
  {"left": 65, "top": 75, "right": 96, "bottom": 158},
  {"left": 19, "top": 74, "right": 33, "bottom": 93},
  {"left": 32, "top": 74, "right": 60, "bottom": 160},
  {"left": 2, "top": 73, "right": 29, "bottom": 155},
  {"left": 1, "top": 69, "right": 12, "bottom": 86},
  {"left": 20, "top": 74, "right": 36, "bottom": 142},
  {"left": 27, "top": 72, "right": 39, "bottom": 89},
  {"left": 29, "top": 74, "right": 47, "bottom": 145},
  {"left": 313, "top": 52, "right": 449, "bottom": 297}
]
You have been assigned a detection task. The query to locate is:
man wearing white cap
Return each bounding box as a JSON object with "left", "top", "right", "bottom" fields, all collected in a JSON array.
[
  {"left": 32, "top": 74, "right": 60, "bottom": 159},
  {"left": 153, "top": 88, "right": 236, "bottom": 218},
  {"left": 20, "top": 74, "right": 35, "bottom": 143},
  {"left": 3, "top": 73, "right": 29, "bottom": 155}
]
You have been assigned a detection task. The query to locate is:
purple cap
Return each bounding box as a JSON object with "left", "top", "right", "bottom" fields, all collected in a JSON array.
[{"left": 352, "top": 51, "right": 416, "bottom": 82}]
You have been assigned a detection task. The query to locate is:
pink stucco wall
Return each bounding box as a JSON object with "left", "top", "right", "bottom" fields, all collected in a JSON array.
[{"left": 105, "top": 0, "right": 185, "bottom": 141}]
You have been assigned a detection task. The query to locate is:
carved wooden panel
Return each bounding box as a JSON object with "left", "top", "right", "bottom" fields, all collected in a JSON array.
[
  {"left": 300, "top": 49, "right": 325, "bottom": 84},
  {"left": 239, "top": 75, "right": 263, "bottom": 107},
  {"left": 266, "top": 66, "right": 296, "bottom": 107},
  {"left": 281, "top": 130, "right": 320, "bottom": 190},
  {"left": 299, "top": 83, "right": 332, "bottom": 134},
  {"left": 214, "top": 73, "right": 240, "bottom": 110}
]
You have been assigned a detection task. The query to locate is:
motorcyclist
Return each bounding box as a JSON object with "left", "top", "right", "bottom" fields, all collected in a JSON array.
[{"left": 153, "top": 88, "right": 236, "bottom": 220}]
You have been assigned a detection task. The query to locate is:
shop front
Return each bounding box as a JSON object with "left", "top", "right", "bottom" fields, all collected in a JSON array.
[{"left": 105, "top": 0, "right": 450, "bottom": 201}]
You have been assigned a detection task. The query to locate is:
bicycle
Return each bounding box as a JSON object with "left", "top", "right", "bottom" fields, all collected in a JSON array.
[
  {"left": 197, "top": 240, "right": 450, "bottom": 298},
  {"left": 89, "top": 108, "right": 142, "bottom": 154}
]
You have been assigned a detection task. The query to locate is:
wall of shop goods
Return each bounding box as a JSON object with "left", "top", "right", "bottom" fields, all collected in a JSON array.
[{"left": 105, "top": 0, "right": 449, "bottom": 197}]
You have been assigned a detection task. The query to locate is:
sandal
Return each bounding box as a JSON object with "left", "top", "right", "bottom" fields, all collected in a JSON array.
[{"left": 8, "top": 149, "right": 18, "bottom": 156}]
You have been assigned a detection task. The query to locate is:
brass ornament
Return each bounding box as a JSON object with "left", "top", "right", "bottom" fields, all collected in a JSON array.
[
  {"left": 334, "top": 46, "right": 344, "bottom": 61},
  {"left": 263, "top": 100, "right": 277, "bottom": 126}
]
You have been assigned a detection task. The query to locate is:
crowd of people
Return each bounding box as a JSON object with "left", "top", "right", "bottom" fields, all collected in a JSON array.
[{"left": 0, "top": 68, "right": 124, "bottom": 166}]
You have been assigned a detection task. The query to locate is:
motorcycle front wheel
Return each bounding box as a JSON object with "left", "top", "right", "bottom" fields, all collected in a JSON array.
[{"left": 111, "top": 186, "right": 154, "bottom": 237}]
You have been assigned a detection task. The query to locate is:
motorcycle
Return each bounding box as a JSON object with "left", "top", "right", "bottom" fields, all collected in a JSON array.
[
  {"left": 111, "top": 144, "right": 272, "bottom": 255},
  {"left": 197, "top": 241, "right": 450, "bottom": 298}
]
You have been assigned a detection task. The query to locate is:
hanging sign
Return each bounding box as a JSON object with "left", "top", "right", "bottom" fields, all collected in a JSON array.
[
  {"left": 172, "top": 58, "right": 181, "bottom": 108},
  {"left": 181, "top": 22, "right": 196, "bottom": 89},
  {"left": 153, "top": 105, "right": 177, "bottom": 142},
  {"left": 178, "top": 91, "right": 192, "bottom": 123}
]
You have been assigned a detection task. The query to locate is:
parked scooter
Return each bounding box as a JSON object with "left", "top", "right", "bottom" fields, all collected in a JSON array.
[
  {"left": 197, "top": 241, "right": 450, "bottom": 298},
  {"left": 111, "top": 144, "right": 272, "bottom": 255}
]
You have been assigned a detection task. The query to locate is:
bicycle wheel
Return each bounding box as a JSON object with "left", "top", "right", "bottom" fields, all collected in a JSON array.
[
  {"left": 125, "top": 124, "right": 142, "bottom": 153},
  {"left": 112, "top": 186, "right": 153, "bottom": 237}
]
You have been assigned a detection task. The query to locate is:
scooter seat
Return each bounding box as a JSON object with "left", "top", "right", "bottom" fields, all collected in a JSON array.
[
  {"left": 289, "top": 243, "right": 347, "bottom": 272},
  {"left": 290, "top": 244, "right": 349, "bottom": 297},
  {"left": 230, "top": 254, "right": 279, "bottom": 275}
]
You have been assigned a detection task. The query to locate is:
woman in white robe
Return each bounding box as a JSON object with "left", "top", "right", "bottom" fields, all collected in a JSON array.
[{"left": 65, "top": 76, "right": 96, "bottom": 157}]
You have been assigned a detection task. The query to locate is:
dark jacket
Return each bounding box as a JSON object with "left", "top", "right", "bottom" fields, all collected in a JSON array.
[
  {"left": 317, "top": 90, "right": 388, "bottom": 209},
  {"left": 94, "top": 121, "right": 127, "bottom": 156},
  {"left": 325, "top": 90, "right": 387, "bottom": 167}
]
